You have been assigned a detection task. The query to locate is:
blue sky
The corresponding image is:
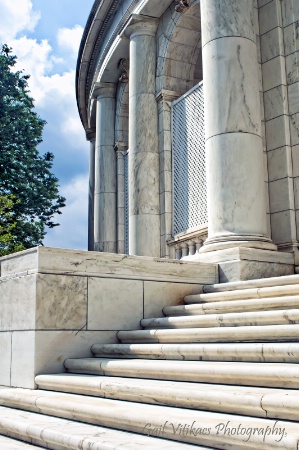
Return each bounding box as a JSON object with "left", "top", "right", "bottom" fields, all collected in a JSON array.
[{"left": 0, "top": 0, "right": 95, "bottom": 250}]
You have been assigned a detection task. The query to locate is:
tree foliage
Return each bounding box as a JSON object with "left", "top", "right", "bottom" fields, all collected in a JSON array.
[
  {"left": 0, "top": 44, "right": 65, "bottom": 252},
  {"left": 0, "top": 194, "right": 25, "bottom": 256}
]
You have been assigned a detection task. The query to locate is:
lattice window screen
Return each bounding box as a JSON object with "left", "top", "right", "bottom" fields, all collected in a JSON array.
[
  {"left": 124, "top": 151, "right": 129, "bottom": 254},
  {"left": 172, "top": 82, "right": 207, "bottom": 236}
]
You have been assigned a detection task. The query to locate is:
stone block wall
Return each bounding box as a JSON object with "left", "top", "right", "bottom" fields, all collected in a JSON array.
[
  {"left": 259, "top": 0, "right": 299, "bottom": 250},
  {"left": 0, "top": 247, "right": 217, "bottom": 389}
]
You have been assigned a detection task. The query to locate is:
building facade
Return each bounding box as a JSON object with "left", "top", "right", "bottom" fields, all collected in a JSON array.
[{"left": 77, "top": 0, "right": 299, "bottom": 277}]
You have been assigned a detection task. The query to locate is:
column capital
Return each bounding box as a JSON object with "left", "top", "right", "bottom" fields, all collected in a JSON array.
[
  {"left": 114, "top": 141, "right": 128, "bottom": 152},
  {"left": 122, "top": 14, "right": 159, "bottom": 39},
  {"left": 92, "top": 82, "right": 117, "bottom": 100},
  {"left": 86, "top": 128, "right": 96, "bottom": 141}
]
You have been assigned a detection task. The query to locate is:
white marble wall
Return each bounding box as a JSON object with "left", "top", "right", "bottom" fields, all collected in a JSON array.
[
  {"left": 258, "top": 0, "right": 299, "bottom": 251},
  {"left": 0, "top": 247, "right": 217, "bottom": 388}
]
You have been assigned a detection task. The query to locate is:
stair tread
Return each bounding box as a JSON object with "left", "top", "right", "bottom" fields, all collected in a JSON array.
[
  {"left": 35, "top": 373, "right": 299, "bottom": 420},
  {"left": 117, "top": 323, "right": 299, "bottom": 343},
  {"left": 1, "top": 389, "right": 299, "bottom": 449},
  {"left": 0, "top": 405, "right": 204, "bottom": 450},
  {"left": 141, "top": 308, "right": 299, "bottom": 328},
  {"left": 64, "top": 357, "right": 299, "bottom": 388},
  {"left": 91, "top": 342, "right": 299, "bottom": 362},
  {"left": 0, "top": 435, "right": 41, "bottom": 449},
  {"left": 185, "top": 285, "right": 299, "bottom": 304},
  {"left": 163, "top": 295, "right": 299, "bottom": 315},
  {"left": 202, "top": 274, "right": 299, "bottom": 293}
]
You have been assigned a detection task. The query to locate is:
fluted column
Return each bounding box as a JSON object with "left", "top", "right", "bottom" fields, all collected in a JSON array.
[
  {"left": 124, "top": 15, "right": 160, "bottom": 257},
  {"left": 93, "top": 82, "right": 117, "bottom": 253},
  {"left": 200, "top": 0, "right": 276, "bottom": 253},
  {"left": 86, "top": 129, "right": 96, "bottom": 251}
]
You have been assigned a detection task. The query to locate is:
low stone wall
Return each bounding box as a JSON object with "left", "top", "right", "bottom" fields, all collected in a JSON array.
[{"left": 0, "top": 247, "right": 217, "bottom": 389}]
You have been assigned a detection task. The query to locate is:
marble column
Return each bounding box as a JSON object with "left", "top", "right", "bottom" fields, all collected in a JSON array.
[
  {"left": 86, "top": 129, "right": 96, "bottom": 251},
  {"left": 93, "top": 82, "right": 117, "bottom": 253},
  {"left": 200, "top": 0, "right": 276, "bottom": 253},
  {"left": 124, "top": 15, "right": 161, "bottom": 257},
  {"left": 115, "top": 142, "right": 128, "bottom": 254}
]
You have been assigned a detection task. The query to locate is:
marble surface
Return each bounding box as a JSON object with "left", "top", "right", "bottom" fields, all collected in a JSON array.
[
  {"left": 264, "top": 85, "right": 288, "bottom": 121},
  {"left": 0, "top": 332, "right": 11, "bottom": 386},
  {"left": 0, "top": 435, "right": 40, "bottom": 449},
  {"left": 265, "top": 115, "right": 291, "bottom": 151},
  {"left": 88, "top": 277, "right": 143, "bottom": 330},
  {"left": 0, "top": 249, "right": 38, "bottom": 277},
  {"left": 259, "top": 0, "right": 281, "bottom": 35},
  {"left": 92, "top": 341, "right": 299, "bottom": 362},
  {"left": 260, "top": 27, "right": 284, "bottom": 63},
  {"left": 33, "top": 373, "right": 299, "bottom": 421},
  {"left": 36, "top": 247, "right": 217, "bottom": 284},
  {"left": 205, "top": 133, "right": 267, "bottom": 238},
  {"left": 127, "top": 19, "right": 160, "bottom": 257},
  {"left": 218, "top": 260, "right": 294, "bottom": 282},
  {"left": 36, "top": 274, "right": 87, "bottom": 330},
  {"left": 88, "top": 139, "right": 95, "bottom": 251},
  {"left": 0, "top": 274, "right": 36, "bottom": 331},
  {"left": 0, "top": 406, "right": 200, "bottom": 450},
  {"left": 201, "top": 0, "right": 255, "bottom": 46},
  {"left": 203, "top": 37, "right": 261, "bottom": 138},
  {"left": 94, "top": 86, "right": 117, "bottom": 253},
  {"left": 262, "top": 56, "right": 286, "bottom": 92},
  {"left": 284, "top": 21, "right": 299, "bottom": 56},
  {"left": 164, "top": 295, "right": 299, "bottom": 316},
  {"left": 143, "top": 281, "right": 202, "bottom": 319}
]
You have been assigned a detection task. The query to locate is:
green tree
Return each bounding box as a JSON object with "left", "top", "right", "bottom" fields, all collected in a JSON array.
[
  {"left": 0, "top": 194, "right": 25, "bottom": 256},
  {"left": 0, "top": 44, "right": 65, "bottom": 253}
]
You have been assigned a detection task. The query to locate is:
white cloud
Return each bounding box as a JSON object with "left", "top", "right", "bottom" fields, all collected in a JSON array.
[
  {"left": 57, "top": 25, "right": 83, "bottom": 59},
  {"left": 0, "top": 0, "right": 40, "bottom": 42},
  {"left": 43, "top": 174, "right": 88, "bottom": 250}
]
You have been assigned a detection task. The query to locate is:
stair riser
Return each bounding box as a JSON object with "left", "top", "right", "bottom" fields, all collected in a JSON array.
[
  {"left": 185, "top": 286, "right": 299, "bottom": 304},
  {"left": 141, "top": 309, "right": 299, "bottom": 329},
  {"left": 163, "top": 296, "right": 299, "bottom": 316},
  {"left": 35, "top": 377, "right": 299, "bottom": 421},
  {"left": 64, "top": 359, "right": 299, "bottom": 388},
  {"left": 91, "top": 343, "right": 299, "bottom": 362},
  {"left": 0, "top": 392, "right": 297, "bottom": 449}
]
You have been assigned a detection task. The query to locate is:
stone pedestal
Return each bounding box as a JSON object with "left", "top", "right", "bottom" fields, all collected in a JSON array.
[
  {"left": 93, "top": 83, "right": 117, "bottom": 253},
  {"left": 200, "top": 0, "right": 276, "bottom": 253},
  {"left": 198, "top": 247, "right": 294, "bottom": 283},
  {"left": 124, "top": 15, "right": 160, "bottom": 257}
]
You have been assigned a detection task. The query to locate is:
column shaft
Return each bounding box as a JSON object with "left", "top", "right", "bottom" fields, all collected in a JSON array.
[
  {"left": 200, "top": 0, "right": 276, "bottom": 252},
  {"left": 115, "top": 146, "right": 127, "bottom": 254},
  {"left": 94, "top": 83, "right": 117, "bottom": 253},
  {"left": 125, "top": 15, "right": 160, "bottom": 257},
  {"left": 88, "top": 137, "right": 95, "bottom": 251}
]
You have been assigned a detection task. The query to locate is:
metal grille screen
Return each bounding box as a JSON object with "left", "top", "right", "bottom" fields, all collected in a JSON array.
[
  {"left": 124, "top": 152, "right": 129, "bottom": 254},
  {"left": 172, "top": 82, "right": 207, "bottom": 236}
]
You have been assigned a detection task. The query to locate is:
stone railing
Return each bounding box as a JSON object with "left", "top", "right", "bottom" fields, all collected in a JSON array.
[{"left": 167, "top": 225, "right": 208, "bottom": 260}]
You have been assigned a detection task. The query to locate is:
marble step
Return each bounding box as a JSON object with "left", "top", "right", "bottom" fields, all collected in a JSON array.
[
  {"left": 0, "top": 435, "right": 41, "bottom": 449},
  {"left": 141, "top": 309, "right": 299, "bottom": 329},
  {"left": 91, "top": 342, "right": 299, "bottom": 362},
  {"left": 203, "top": 274, "right": 299, "bottom": 294},
  {"left": 163, "top": 295, "right": 299, "bottom": 316},
  {"left": 185, "top": 284, "right": 299, "bottom": 304},
  {"left": 64, "top": 358, "right": 299, "bottom": 388},
  {"left": 117, "top": 324, "right": 299, "bottom": 343},
  {"left": 1, "top": 389, "right": 299, "bottom": 449},
  {"left": 0, "top": 405, "right": 203, "bottom": 450},
  {"left": 35, "top": 373, "right": 299, "bottom": 421}
]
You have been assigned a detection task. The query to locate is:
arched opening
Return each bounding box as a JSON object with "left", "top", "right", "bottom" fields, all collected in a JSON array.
[{"left": 157, "top": 0, "right": 207, "bottom": 259}]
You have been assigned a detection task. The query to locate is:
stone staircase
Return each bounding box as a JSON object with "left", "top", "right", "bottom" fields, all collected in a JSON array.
[{"left": 2, "top": 274, "right": 299, "bottom": 449}]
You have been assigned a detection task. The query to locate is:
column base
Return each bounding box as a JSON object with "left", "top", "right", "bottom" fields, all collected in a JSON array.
[
  {"left": 183, "top": 247, "right": 294, "bottom": 282},
  {"left": 201, "top": 234, "right": 277, "bottom": 253}
]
